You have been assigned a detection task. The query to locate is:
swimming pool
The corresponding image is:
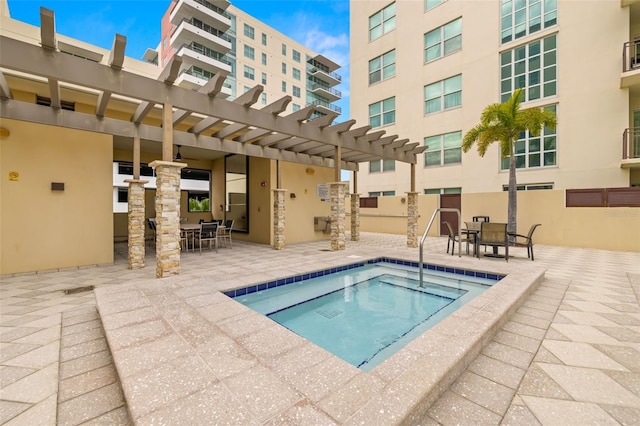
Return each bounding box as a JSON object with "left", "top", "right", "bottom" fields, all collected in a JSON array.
[{"left": 228, "top": 258, "right": 503, "bottom": 370}]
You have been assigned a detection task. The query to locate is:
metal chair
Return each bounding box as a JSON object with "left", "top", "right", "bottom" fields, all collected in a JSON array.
[
  {"left": 218, "top": 219, "right": 234, "bottom": 248},
  {"left": 477, "top": 222, "right": 509, "bottom": 261},
  {"left": 444, "top": 221, "right": 471, "bottom": 255},
  {"left": 198, "top": 222, "right": 219, "bottom": 254},
  {"left": 509, "top": 224, "right": 542, "bottom": 261}
]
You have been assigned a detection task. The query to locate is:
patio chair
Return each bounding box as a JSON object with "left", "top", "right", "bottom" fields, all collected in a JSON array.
[
  {"left": 218, "top": 219, "right": 234, "bottom": 248},
  {"left": 509, "top": 224, "right": 542, "bottom": 261},
  {"left": 444, "top": 221, "right": 471, "bottom": 255},
  {"left": 197, "top": 222, "right": 219, "bottom": 254},
  {"left": 147, "top": 218, "right": 157, "bottom": 244},
  {"left": 477, "top": 222, "right": 509, "bottom": 261}
]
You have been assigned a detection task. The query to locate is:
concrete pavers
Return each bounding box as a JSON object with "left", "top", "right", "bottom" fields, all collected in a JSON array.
[{"left": 0, "top": 234, "right": 638, "bottom": 425}]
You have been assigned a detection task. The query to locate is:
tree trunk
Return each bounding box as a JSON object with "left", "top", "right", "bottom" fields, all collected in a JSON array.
[{"left": 507, "top": 144, "right": 517, "bottom": 239}]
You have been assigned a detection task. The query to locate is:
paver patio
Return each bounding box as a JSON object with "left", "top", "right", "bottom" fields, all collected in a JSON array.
[{"left": 1, "top": 233, "right": 638, "bottom": 425}]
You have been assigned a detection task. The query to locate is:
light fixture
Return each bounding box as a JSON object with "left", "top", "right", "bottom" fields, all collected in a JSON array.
[{"left": 175, "top": 145, "right": 182, "bottom": 161}]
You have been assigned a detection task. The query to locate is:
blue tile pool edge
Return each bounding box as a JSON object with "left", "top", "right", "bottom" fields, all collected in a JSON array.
[{"left": 224, "top": 257, "right": 506, "bottom": 299}]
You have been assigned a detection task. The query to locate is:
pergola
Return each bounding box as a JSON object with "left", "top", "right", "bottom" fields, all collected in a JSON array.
[{"left": 0, "top": 7, "right": 426, "bottom": 277}]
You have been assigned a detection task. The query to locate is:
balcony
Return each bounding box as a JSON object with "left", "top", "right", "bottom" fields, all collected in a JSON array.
[
  {"left": 621, "top": 41, "right": 640, "bottom": 88},
  {"left": 176, "top": 43, "right": 232, "bottom": 75},
  {"left": 176, "top": 69, "right": 232, "bottom": 98},
  {"left": 308, "top": 66, "right": 341, "bottom": 86},
  {"left": 622, "top": 128, "right": 640, "bottom": 168},
  {"left": 308, "top": 82, "right": 341, "bottom": 102},
  {"left": 171, "top": 19, "right": 232, "bottom": 54},
  {"left": 170, "top": 0, "right": 231, "bottom": 32},
  {"left": 307, "top": 100, "right": 341, "bottom": 115}
]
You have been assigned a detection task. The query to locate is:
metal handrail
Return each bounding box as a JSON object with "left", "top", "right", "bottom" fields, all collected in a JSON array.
[{"left": 419, "top": 208, "right": 461, "bottom": 287}]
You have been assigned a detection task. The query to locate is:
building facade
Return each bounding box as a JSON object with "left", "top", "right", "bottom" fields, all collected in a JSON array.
[
  {"left": 350, "top": 0, "right": 640, "bottom": 198},
  {"left": 147, "top": 0, "right": 342, "bottom": 118}
]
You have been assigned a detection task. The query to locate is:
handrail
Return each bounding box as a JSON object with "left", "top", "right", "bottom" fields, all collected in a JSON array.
[{"left": 419, "top": 208, "right": 461, "bottom": 287}]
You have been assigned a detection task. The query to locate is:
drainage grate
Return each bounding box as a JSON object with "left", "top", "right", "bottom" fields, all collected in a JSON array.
[
  {"left": 316, "top": 307, "right": 343, "bottom": 319},
  {"left": 63, "top": 285, "right": 95, "bottom": 295}
]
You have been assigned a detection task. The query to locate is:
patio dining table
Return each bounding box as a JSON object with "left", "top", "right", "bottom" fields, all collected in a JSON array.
[{"left": 180, "top": 223, "right": 226, "bottom": 252}]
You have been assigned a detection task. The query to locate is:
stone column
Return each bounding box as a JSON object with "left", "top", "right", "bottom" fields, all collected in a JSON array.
[
  {"left": 124, "top": 179, "right": 148, "bottom": 270},
  {"left": 149, "top": 160, "right": 186, "bottom": 278},
  {"left": 273, "top": 189, "right": 286, "bottom": 250},
  {"left": 350, "top": 193, "right": 360, "bottom": 241},
  {"left": 407, "top": 192, "right": 419, "bottom": 248},
  {"left": 330, "top": 182, "right": 348, "bottom": 251}
]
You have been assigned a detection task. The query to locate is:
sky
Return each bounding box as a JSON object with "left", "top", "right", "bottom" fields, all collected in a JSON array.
[{"left": 6, "top": 0, "right": 351, "bottom": 119}]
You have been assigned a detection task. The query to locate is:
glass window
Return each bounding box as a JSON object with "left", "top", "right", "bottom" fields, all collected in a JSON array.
[
  {"left": 117, "top": 188, "right": 128, "bottom": 203},
  {"left": 369, "top": 159, "right": 396, "bottom": 173},
  {"left": 293, "top": 50, "right": 301, "bottom": 62},
  {"left": 426, "top": 0, "right": 443, "bottom": 11},
  {"left": 292, "top": 103, "right": 300, "bottom": 112},
  {"left": 293, "top": 86, "right": 301, "bottom": 97},
  {"left": 243, "top": 65, "right": 254, "bottom": 80},
  {"left": 261, "top": 52, "right": 267, "bottom": 65},
  {"left": 188, "top": 191, "right": 210, "bottom": 213},
  {"left": 282, "top": 62, "right": 286, "bottom": 75},
  {"left": 424, "top": 75, "right": 462, "bottom": 114},
  {"left": 282, "top": 43, "right": 287, "bottom": 55},
  {"left": 424, "top": 131, "right": 462, "bottom": 167},
  {"left": 369, "top": 2, "right": 396, "bottom": 41},
  {"left": 261, "top": 72, "right": 267, "bottom": 85},
  {"left": 243, "top": 23, "right": 254, "bottom": 39},
  {"left": 282, "top": 81, "right": 287, "bottom": 92},
  {"left": 424, "top": 18, "right": 462, "bottom": 63},
  {"left": 501, "top": 105, "right": 557, "bottom": 170},
  {"left": 500, "top": 0, "right": 557, "bottom": 44},
  {"left": 244, "top": 45, "right": 254, "bottom": 60},
  {"left": 293, "top": 68, "right": 301, "bottom": 80},
  {"left": 261, "top": 33, "right": 267, "bottom": 46},
  {"left": 261, "top": 93, "right": 267, "bottom": 105},
  {"left": 369, "top": 50, "right": 396, "bottom": 85},
  {"left": 369, "top": 97, "right": 396, "bottom": 128},
  {"left": 501, "top": 34, "right": 556, "bottom": 102}
]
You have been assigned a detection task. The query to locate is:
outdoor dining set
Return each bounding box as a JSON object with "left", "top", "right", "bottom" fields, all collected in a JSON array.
[
  {"left": 147, "top": 218, "right": 234, "bottom": 254},
  {"left": 444, "top": 216, "right": 541, "bottom": 261}
]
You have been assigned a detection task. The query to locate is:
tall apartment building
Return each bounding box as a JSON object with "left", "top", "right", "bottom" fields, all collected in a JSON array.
[
  {"left": 144, "top": 0, "right": 342, "bottom": 118},
  {"left": 350, "top": 0, "right": 640, "bottom": 198}
]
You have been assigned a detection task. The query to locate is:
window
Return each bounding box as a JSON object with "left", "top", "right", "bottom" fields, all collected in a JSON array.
[
  {"left": 501, "top": 105, "right": 557, "bottom": 170},
  {"left": 424, "top": 187, "right": 462, "bottom": 195},
  {"left": 187, "top": 191, "right": 210, "bottom": 213},
  {"left": 282, "top": 43, "right": 287, "bottom": 55},
  {"left": 425, "top": 0, "right": 443, "bottom": 11},
  {"left": 36, "top": 95, "right": 75, "bottom": 111},
  {"left": 117, "top": 161, "right": 154, "bottom": 177},
  {"left": 293, "top": 68, "right": 301, "bottom": 80},
  {"left": 261, "top": 72, "right": 267, "bottom": 85},
  {"left": 282, "top": 81, "right": 287, "bottom": 92},
  {"left": 292, "top": 49, "right": 301, "bottom": 62},
  {"left": 360, "top": 197, "right": 378, "bottom": 208},
  {"left": 369, "top": 3, "right": 396, "bottom": 41},
  {"left": 502, "top": 183, "right": 553, "bottom": 191},
  {"left": 424, "top": 74, "right": 462, "bottom": 114},
  {"left": 424, "top": 18, "right": 462, "bottom": 63},
  {"left": 293, "top": 86, "right": 301, "bottom": 97},
  {"left": 369, "top": 97, "right": 396, "bottom": 127},
  {"left": 243, "top": 65, "right": 255, "bottom": 80},
  {"left": 243, "top": 45, "right": 254, "bottom": 60},
  {"left": 261, "top": 52, "right": 267, "bottom": 65},
  {"left": 369, "top": 50, "right": 396, "bottom": 85},
  {"left": 281, "top": 62, "right": 286, "bottom": 74},
  {"left": 117, "top": 188, "right": 128, "bottom": 203},
  {"left": 424, "top": 131, "right": 462, "bottom": 167},
  {"left": 368, "top": 191, "right": 396, "bottom": 197},
  {"left": 369, "top": 159, "right": 396, "bottom": 173},
  {"left": 500, "top": 0, "right": 557, "bottom": 44},
  {"left": 261, "top": 33, "right": 267, "bottom": 46},
  {"left": 243, "top": 23, "right": 255, "bottom": 39},
  {"left": 501, "top": 34, "right": 556, "bottom": 102},
  {"left": 292, "top": 103, "right": 301, "bottom": 111},
  {"left": 261, "top": 92, "right": 267, "bottom": 105}
]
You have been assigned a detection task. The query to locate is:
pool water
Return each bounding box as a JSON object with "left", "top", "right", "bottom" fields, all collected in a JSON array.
[{"left": 231, "top": 260, "right": 501, "bottom": 370}]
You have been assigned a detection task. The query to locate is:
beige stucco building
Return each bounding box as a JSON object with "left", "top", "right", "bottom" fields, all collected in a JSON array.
[{"left": 350, "top": 0, "right": 640, "bottom": 198}]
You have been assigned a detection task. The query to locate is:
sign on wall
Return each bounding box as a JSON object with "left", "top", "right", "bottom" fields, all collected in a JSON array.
[{"left": 317, "top": 183, "right": 330, "bottom": 202}]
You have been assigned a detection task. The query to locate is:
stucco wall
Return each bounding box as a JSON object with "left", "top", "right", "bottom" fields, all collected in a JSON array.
[{"left": 1, "top": 119, "right": 114, "bottom": 274}]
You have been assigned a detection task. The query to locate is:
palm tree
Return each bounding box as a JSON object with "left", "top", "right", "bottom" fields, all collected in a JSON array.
[{"left": 462, "top": 88, "right": 557, "bottom": 237}]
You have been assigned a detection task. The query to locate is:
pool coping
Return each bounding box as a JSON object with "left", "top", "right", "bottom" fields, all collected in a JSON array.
[{"left": 94, "top": 252, "right": 545, "bottom": 424}]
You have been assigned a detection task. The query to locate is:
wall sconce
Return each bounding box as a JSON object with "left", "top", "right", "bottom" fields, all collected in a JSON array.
[
  {"left": 400, "top": 197, "right": 406, "bottom": 203},
  {"left": 219, "top": 204, "right": 223, "bottom": 211},
  {"left": 290, "top": 193, "right": 296, "bottom": 199},
  {"left": 0, "top": 128, "right": 9, "bottom": 138},
  {"left": 305, "top": 167, "right": 315, "bottom": 175},
  {"left": 260, "top": 181, "right": 267, "bottom": 187}
]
